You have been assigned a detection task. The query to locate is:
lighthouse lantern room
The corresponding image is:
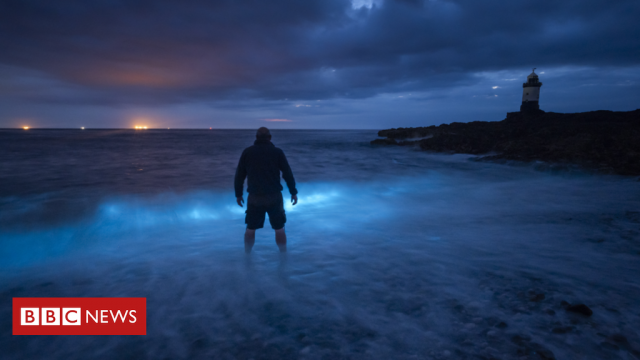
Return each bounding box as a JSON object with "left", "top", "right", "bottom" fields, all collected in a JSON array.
[{"left": 520, "top": 68, "right": 543, "bottom": 113}]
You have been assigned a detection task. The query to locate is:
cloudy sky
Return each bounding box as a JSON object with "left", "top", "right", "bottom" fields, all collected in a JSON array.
[{"left": 1, "top": 0, "right": 639, "bottom": 129}]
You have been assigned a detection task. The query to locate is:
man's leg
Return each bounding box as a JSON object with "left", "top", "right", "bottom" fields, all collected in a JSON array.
[
  {"left": 244, "top": 228, "right": 256, "bottom": 253},
  {"left": 275, "top": 228, "right": 286, "bottom": 252}
]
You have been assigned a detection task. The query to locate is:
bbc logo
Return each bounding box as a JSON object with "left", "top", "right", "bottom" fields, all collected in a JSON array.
[
  {"left": 13, "top": 298, "right": 146, "bottom": 335},
  {"left": 20, "top": 308, "right": 81, "bottom": 326}
]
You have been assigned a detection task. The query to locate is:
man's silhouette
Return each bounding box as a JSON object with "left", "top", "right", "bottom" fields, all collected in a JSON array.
[{"left": 234, "top": 127, "right": 298, "bottom": 253}]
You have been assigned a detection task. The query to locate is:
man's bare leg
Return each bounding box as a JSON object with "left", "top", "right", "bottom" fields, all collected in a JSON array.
[
  {"left": 244, "top": 228, "right": 256, "bottom": 253},
  {"left": 275, "top": 228, "right": 287, "bottom": 252}
]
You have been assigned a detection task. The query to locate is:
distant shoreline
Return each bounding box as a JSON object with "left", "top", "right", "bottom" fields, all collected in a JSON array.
[
  {"left": 0, "top": 128, "right": 376, "bottom": 131},
  {"left": 372, "top": 109, "right": 640, "bottom": 176}
]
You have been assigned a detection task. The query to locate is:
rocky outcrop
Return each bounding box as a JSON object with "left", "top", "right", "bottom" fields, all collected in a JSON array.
[
  {"left": 372, "top": 109, "right": 640, "bottom": 175},
  {"left": 565, "top": 303, "right": 593, "bottom": 316}
]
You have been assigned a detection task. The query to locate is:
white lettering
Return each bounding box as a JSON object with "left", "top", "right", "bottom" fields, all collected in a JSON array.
[
  {"left": 41, "top": 308, "right": 60, "bottom": 326},
  {"left": 128, "top": 310, "right": 137, "bottom": 323},
  {"left": 86, "top": 310, "right": 99, "bottom": 323},
  {"left": 110, "top": 310, "right": 129, "bottom": 323},
  {"left": 62, "top": 308, "right": 81, "bottom": 325},
  {"left": 100, "top": 310, "right": 108, "bottom": 323},
  {"left": 21, "top": 308, "right": 40, "bottom": 326}
]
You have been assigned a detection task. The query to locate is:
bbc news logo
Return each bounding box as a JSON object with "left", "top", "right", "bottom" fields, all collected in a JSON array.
[
  {"left": 20, "top": 307, "right": 137, "bottom": 326},
  {"left": 13, "top": 298, "right": 146, "bottom": 335}
]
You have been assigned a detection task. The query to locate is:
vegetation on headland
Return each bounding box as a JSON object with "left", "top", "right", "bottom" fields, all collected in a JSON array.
[{"left": 372, "top": 110, "right": 640, "bottom": 175}]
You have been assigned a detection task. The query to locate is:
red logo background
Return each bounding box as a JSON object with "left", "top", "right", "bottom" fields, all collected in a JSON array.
[{"left": 13, "top": 297, "right": 146, "bottom": 335}]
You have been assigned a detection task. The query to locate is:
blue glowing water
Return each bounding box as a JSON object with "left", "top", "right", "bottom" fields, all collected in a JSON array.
[{"left": 1, "top": 129, "right": 639, "bottom": 359}]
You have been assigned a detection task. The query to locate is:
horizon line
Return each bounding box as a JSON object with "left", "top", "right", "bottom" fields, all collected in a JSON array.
[{"left": 0, "top": 127, "right": 383, "bottom": 131}]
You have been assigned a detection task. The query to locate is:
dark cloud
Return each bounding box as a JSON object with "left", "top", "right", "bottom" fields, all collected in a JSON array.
[{"left": 0, "top": 0, "right": 639, "bottom": 105}]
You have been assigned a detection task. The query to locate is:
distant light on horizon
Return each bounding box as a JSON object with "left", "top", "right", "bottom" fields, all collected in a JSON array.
[
  {"left": 81, "top": 127, "right": 85, "bottom": 130},
  {"left": 134, "top": 126, "right": 148, "bottom": 130},
  {"left": 492, "top": 86, "right": 500, "bottom": 89},
  {"left": 23, "top": 126, "right": 29, "bottom": 130}
]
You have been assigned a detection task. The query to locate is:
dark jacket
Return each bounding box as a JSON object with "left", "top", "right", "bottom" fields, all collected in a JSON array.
[{"left": 234, "top": 139, "right": 297, "bottom": 198}]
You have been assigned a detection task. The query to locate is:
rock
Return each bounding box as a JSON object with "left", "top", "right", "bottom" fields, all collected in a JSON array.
[
  {"left": 529, "top": 292, "right": 545, "bottom": 302},
  {"left": 601, "top": 342, "right": 620, "bottom": 351},
  {"left": 566, "top": 304, "right": 593, "bottom": 316},
  {"left": 551, "top": 326, "right": 573, "bottom": 334},
  {"left": 511, "top": 334, "right": 531, "bottom": 345},
  {"left": 495, "top": 321, "right": 508, "bottom": 329},
  {"left": 372, "top": 109, "right": 640, "bottom": 175},
  {"left": 626, "top": 211, "right": 640, "bottom": 223},
  {"left": 370, "top": 138, "right": 398, "bottom": 145},
  {"left": 378, "top": 126, "right": 436, "bottom": 139},
  {"left": 514, "top": 338, "right": 556, "bottom": 360},
  {"left": 530, "top": 343, "right": 556, "bottom": 360},
  {"left": 608, "top": 334, "right": 629, "bottom": 345},
  {"left": 532, "top": 344, "right": 556, "bottom": 360}
]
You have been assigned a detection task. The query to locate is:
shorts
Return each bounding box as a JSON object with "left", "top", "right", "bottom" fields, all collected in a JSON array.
[{"left": 245, "top": 192, "right": 286, "bottom": 230}]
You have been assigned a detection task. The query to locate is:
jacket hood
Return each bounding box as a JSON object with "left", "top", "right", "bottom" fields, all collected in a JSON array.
[{"left": 254, "top": 138, "right": 273, "bottom": 145}]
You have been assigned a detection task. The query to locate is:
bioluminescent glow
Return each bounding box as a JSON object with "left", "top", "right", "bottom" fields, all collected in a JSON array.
[
  {"left": 0, "top": 184, "right": 356, "bottom": 268},
  {"left": 284, "top": 191, "right": 339, "bottom": 212}
]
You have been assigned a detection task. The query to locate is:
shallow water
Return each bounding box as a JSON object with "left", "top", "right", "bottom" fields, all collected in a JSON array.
[{"left": 1, "top": 129, "right": 639, "bottom": 359}]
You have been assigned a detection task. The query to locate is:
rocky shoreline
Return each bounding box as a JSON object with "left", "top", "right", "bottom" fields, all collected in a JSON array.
[{"left": 372, "top": 109, "right": 640, "bottom": 175}]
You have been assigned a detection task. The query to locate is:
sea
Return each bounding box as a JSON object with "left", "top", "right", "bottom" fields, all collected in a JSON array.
[{"left": 1, "top": 129, "right": 639, "bottom": 359}]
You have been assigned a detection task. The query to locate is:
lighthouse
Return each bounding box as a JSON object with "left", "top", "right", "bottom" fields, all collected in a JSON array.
[{"left": 520, "top": 68, "right": 543, "bottom": 113}]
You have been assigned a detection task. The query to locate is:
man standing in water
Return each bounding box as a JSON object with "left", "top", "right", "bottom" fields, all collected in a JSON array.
[{"left": 234, "top": 127, "right": 298, "bottom": 253}]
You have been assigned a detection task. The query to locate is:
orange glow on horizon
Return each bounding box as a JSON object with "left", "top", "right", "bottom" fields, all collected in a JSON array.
[
  {"left": 23, "top": 126, "right": 30, "bottom": 130},
  {"left": 134, "top": 126, "right": 148, "bottom": 130}
]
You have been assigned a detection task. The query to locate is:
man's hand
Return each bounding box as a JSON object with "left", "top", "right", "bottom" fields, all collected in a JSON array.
[
  {"left": 291, "top": 194, "right": 298, "bottom": 206},
  {"left": 237, "top": 196, "right": 244, "bottom": 207}
]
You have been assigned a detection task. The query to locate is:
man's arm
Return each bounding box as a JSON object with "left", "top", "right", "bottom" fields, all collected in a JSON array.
[
  {"left": 234, "top": 151, "right": 247, "bottom": 206},
  {"left": 278, "top": 150, "right": 298, "bottom": 204}
]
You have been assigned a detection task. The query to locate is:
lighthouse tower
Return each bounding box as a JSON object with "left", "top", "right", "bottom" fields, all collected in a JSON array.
[{"left": 520, "top": 68, "right": 543, "bottom": 113}]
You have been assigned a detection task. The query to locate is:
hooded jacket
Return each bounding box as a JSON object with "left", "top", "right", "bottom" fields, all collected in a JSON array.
[{"left": 234, "top": 138, "right": 297, "bottom": 198}]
